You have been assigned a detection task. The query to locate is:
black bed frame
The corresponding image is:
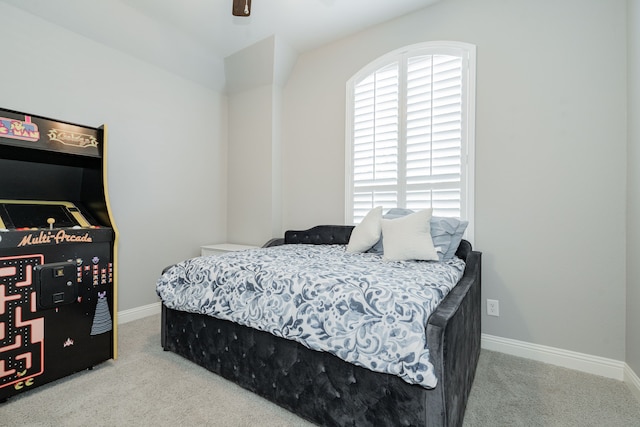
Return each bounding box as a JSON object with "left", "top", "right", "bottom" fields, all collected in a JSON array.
[{"left": 161, "top": 225, "right": 482, "bottom": 426}]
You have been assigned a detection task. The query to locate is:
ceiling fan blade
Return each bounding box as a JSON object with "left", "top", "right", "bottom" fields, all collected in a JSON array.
[{"left": 232, "top": 0, "right": 251, "bottom": 17}]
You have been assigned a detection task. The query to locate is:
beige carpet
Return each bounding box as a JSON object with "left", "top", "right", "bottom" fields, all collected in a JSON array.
[{"left": 1, "top": 314, "right": 639, "bottom": 426}]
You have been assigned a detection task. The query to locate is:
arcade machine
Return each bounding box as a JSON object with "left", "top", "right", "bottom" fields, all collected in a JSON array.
[{"left": 0, "top": 108, "right": 118, "bottom": 401}]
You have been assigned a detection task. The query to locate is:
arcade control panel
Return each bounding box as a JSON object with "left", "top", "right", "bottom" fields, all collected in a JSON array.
[
  {"left": 0, "top": 200, "right": 115, "bottom": 401},
  {"left": 0, "top": 200, "right": 94, "bottom": 231}
]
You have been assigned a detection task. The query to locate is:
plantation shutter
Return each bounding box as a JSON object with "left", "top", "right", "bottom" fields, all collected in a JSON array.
[
  {"left": 352, "top": 62, "right": 400, "bottom": 222},
  {"left": 405, "top": 54, "right": 463, "bottom": 217},
  {"left": 351, "top": 51, "right": 464, "bottom": 223}
]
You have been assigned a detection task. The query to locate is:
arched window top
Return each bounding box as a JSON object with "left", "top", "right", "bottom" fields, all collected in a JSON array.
[{"left": 350, "top": 41, "right": 476, "bottom": 86}]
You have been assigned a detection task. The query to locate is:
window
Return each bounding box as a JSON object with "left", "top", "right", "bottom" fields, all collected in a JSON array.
[{"left": 345, "top": 41, "right": 476, "bottom": 241}]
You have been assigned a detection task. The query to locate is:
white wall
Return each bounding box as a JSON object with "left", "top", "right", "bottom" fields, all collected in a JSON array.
[
  {"left": 0, "top": 3, "right": 228, "bottom": 311},
  {"left": 225, "top": 36, "right": 294, "bottom": 245},
  {"left": 282, "top": 0, "right": 628, "bottom": 360},
  {"left": 227, "top": 84, "right": 276, "bottom": 245},
  {"left": 225, "top": 37, "right": 277, "bottom": 245},
  {"left": 628, "top": 0, "right": 640, "bottom": 375}
]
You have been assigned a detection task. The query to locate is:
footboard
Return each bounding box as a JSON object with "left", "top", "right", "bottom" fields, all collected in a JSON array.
[{"left": 161, "top": 225, "right": 481, "bottom": 426}]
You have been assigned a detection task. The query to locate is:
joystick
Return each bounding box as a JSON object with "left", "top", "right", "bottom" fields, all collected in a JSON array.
[{"left": 47, "top": 217, "right": 55, "bottom": 230}]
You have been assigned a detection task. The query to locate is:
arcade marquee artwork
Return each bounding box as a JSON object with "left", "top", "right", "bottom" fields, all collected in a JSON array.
[{"left": 0, "top": 108, "right": 118, "bottom": 402}]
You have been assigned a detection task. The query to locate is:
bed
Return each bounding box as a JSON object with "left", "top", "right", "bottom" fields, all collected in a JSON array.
[{"left": 158, "top": 223, "right": 481, "bottom": 427}]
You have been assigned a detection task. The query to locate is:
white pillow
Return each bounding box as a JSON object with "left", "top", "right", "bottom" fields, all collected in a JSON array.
[
  {"left": 381, "top": 209, "right": 439, "bottom": 261},
  {"left": 346, "top": 206, "right": 383, "bottom": 253}
]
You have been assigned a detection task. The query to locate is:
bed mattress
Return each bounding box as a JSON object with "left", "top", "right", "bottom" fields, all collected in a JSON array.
[{"left": 157, "top": 244, "right": 465, "bottom": 388}]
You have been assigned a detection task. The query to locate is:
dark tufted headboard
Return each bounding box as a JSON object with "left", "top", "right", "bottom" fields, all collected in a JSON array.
[
  {"left": 284, "top": 225, "right": 354, "bottom": 245},
  {"left": 276, "top": 224, "right": 472, "bottom": 262}
]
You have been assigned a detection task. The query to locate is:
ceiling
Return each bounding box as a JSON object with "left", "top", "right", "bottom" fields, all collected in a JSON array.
[{"left": 2, "top": 0, "right": 440, "bottom": 89}]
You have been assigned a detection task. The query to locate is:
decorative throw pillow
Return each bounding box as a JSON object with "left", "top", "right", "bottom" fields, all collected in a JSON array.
[
  {"left": 368, "top": 208, "right": 415, "bottom": 254},
  {"left": 381, "top": 209, "right": 439, "bottom": 262},
  {"left": 346, "top": 206, "right": 383, "bottom": 253},
  {"left": 431, "top": 217, "right": 469, "bottom": 261},
  {"left": 440, "top": 218, "right": 469, "bottom": 261}
]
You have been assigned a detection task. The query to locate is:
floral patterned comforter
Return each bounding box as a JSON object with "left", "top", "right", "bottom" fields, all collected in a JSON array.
[{"left": 156, "top": 244, "right": 465, "bottom": 388}]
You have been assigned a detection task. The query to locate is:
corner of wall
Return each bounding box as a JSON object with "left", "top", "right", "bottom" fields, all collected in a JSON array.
[
  {"left": 627, "top": 0, "right": 640, "bottom": 378},
  {"left": 625, "top": 363, "right": 640, "bottom": 403}
]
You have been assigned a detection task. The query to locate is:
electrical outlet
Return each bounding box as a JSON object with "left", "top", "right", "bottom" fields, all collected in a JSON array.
[{"left": 487, "top": 299, "right": 500, "bottom": 317}]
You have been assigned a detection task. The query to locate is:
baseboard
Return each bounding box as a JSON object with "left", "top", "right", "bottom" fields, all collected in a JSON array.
[
  {"left": 117, "top": 301, "right": 162, "bottom": 324},
  {"left": 481, "top": 333, "right": 625, "bottom": 381},
  {"left": 625, "top": 363, "right": 640, "bottom": 402}
]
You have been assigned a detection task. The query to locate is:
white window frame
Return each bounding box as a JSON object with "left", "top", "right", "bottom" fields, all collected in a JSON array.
[{"left": 345, "top": 41, "right": 476, "bottom": 243}]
